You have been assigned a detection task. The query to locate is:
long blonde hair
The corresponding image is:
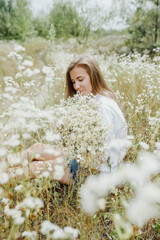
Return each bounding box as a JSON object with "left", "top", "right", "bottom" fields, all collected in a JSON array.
[{"left": 65, "top": 56, "right": 116, "bottom": 100}]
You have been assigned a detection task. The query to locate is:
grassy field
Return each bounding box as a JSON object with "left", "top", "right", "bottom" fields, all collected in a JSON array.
[{"left": 0, "top": 37, "right": 160, "bottom": 239}]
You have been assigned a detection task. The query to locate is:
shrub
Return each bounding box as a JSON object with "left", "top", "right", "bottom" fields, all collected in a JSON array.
[
  {"left": 49, "top": 0, "right": 91, "bottom": 39},
  {"left": 0, "top": 0, "right": 35, "bottom": 40}
]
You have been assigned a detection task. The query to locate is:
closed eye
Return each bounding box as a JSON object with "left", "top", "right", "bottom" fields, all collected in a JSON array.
[{"left": 72, "top": 79, "right": 84, "bottom": 83}]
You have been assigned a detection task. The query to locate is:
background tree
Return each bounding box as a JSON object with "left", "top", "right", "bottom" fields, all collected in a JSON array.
[
  {"left": 33, "top": 16, "right": 50, "bottom": 39},
  {"left": 48, "top": 0, "right": 91, "bottom": 39},
  {"left": 0, "top": 0, "right": 13, "bottom": 39},
  {"left": 0, "top": 0, "right": 35, "bottom": 40},
  {"left": 126, "top": 0, "right": 160, "bottom": 52}
]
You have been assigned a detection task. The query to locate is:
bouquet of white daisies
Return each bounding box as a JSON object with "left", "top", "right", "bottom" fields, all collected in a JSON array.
[{"left": 50, "top": 93, "right": 108, "bottom": 169}]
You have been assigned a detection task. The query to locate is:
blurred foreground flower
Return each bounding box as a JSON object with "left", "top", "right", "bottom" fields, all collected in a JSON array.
[
  {"left": 22, "top": 231, "right": 37, "bottom": 239},
  {"left": 41, "top": 220, "right": 79, "bottom": 239},
  {"left": 80, "top": 149, "right": 160, "bottom": 228},
  {"left": 0, "top": 172, "right": 9, "bottom": 184},
  {"left": 114, "top": 214, "right": 133, "bottom": 240}
]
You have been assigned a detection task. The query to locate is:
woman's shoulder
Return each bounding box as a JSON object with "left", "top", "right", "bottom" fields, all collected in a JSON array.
[
  {"left": 94, "top": 93, "right": 120, "bottom": 113},
  {"left": 94, "top": 93, "right": 127, "bottom": 128}
]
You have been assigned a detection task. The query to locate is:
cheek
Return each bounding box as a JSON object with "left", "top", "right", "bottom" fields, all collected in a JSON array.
[
  {"left": 72, "top": 83, "right": 76, "bottom": 89},
  {"left": 88, "top": 80, "right": 92, "bottom": 90}
]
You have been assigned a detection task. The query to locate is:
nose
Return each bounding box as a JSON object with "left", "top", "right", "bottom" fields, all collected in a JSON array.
[{"left": 74, "top": 81, "right": 80, "bottom": 90}]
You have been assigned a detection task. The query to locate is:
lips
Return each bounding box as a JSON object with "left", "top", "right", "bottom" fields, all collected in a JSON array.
[{"left": 77, "top": 90, "right": 85, "bottom": 95}]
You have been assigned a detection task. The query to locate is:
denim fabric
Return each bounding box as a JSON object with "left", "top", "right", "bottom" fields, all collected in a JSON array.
[
  {"left": 68, "top": 159, "right": 80, "bottom": 181},
  {"left": 68, "top": 159, "right": 99, "bottom": 187}
]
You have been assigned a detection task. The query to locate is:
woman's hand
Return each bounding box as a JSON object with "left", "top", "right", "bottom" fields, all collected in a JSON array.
[
  {"left": 8, "top": 143, "right": 72, "bottom": 184},
  {"left": 22, "top": 143, "right": 62, "bottom": 162}
]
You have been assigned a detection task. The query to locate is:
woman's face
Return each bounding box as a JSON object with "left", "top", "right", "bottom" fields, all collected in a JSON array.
[{"left": 69, "top": 66, "right": 93, "bottom": 96}]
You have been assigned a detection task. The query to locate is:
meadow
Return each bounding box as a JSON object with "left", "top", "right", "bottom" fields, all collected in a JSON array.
[{"left": 0, "top": 37, "right": 160, "bottom": 240}]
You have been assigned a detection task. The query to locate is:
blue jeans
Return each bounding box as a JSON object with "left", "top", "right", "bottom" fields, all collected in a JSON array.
[
  {"left": 68, "top": 159, "right": 87, "bottom": 187},
  {"left": 68, "top": 159, "right": 80, "bottom": 180},
  {"left": 68, "top": 159, "right": 99, "bottom": 187}
]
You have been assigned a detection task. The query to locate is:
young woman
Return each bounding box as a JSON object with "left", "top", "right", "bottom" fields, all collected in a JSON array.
[
  {"left": 66, "top": 56, "right": 127, "bottom": 173},
  {"left": 9, "top": 56, "right": 127, "bottom": 184}
]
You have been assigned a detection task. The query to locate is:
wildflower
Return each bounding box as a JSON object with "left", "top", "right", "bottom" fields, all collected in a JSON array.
[
  {"left": 139, "top": 141, "right": 150, "bottom": 150},
  {"left": 127, "top": 135, "right": 135, "bottom": 140},
  {"left": 97, "top": 198, "right": 106, "bottom": 210},
  {"left": 23, "top": 68, "right": 34, "bottom": 77},
  {"left": 0, "top": 148, "right": 7, "bottom": 157},
  {"left": 42, "top": 66, "right": 54, "bottom": 77},
  {"left": 4, "top": 205, "right": 25, "bottom": 225},
  {"left": 41, "top": 220, "right": 59, "bottom": 235},
  {"left": 119, "top": 164, "right": 143, "bottom": 186},
  {"left": 41, "top": 171, "right": 50, "bottom": 178},
  {"left": 15, "top": 184, "right": 23, "bottom": 192},
  {"left": 64, "top": 226, "right": 80, "bottom": 239},
  {"left": 5, "top": 86, "right": 17, "bottom": 94},
  {"left": 14, "top": 216, "right": 25, "bottom": 225},
  {"left": 7, "top": 154, "right": 21, "bottom": 166},
  {"left": 55, "top": 157, "right": 64, "bottom": 164},
  {"left": 44, "top": 131, "right": 61, "bottom": 142},
  {"left": 136, "top": 183, "right": 160, "bottom": 203},
  {"left": 22, "top": 231, "right": 37, "bottom": 239},
  {"left": 22, "top": 159, "right": 29, "bottom": 167},
  {"left": 0, "top": 172, "right": 9, "bottom": 184},
  {"left": 21, "top": 197, "right": 44, "bottom": 210},
  {"left": 15, "top": 72, "right": 23, "bottom": 79},
  {"left": 2, "top": 198, "right": 9, "bottom": 204},
  {"left": 0, "top": 161, "right": 8, "bottom": 172},
  {"left": 4, "top": 134, "right": 20, "bottom": 147},
  {"left": 22, "top": 60, "right": 33, "bottom": 67},
  {"left": 33, "top": 68, "right": 40, "bottom": 74},
  {"left": 79, "top": 186, "right": 99, "bottom": 215},
  {"left": 14, "top": 44, "right": 25, "bottom": 52},
  {"left": 15, "top": 168, "right": 24, "bottom": 176},
  {"left": 138, "top": 151, "right": 159, "bottom": 177},
  {"left": 34, "top": 198, "right": 44, "bottom": 208},
  {"left": 18, "top": 65, "right": 25, "bottom": 71},
  {"left": 148, "top": 117, "right": 158, "bottom": 126},
  {"left": 22, "top": 197, "right": 37, "bottom": 209},
  {"left": 109, "top": 138, "right": 132, "bottom": 152},
  {"left": 126, "top": 198, "right": 159, "bottom": 227},
  {"left": 42, "top": 66, "right": 55, "bottom": 82},
  {"left": 8, "top": 52, "right": 22, "bottom": 60},
  {"left": 22, "top": 133, "right": 31, "bottom": 139},
  {"left": 155, "top": 142, "right": 160, "bottom": 150},
  {"left": 52, "top": 228, "right": 66, "bottom": 239},
  {"left": 114, "top": 214, "right": 133, "bottom": 240},
  {"left": 2, "top": 93, "right": 13, "bottom": 101},
  {"left": 3, "top": 76, "right": 13, "bottom": 84},
  {"left": 53, "top": 165, "right": 64, "bottom": 180}
]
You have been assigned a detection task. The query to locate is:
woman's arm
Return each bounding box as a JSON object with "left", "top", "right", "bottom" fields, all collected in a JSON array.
[
  {"left": 8, "top": 159, "right": 72, "bottom": 184},
  {"left": 22, "top": 143, "right": 62, "bottom": 161},
  {"left": 30, "top": 159, "right": 71, "bottom": 184},
  {"left": 8, "top": 143, "right": 72, "bottom": 184}
]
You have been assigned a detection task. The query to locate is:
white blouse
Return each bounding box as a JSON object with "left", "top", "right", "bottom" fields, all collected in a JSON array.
[{"left": 94, "top": 94, "right": 127, "bottom": 172}]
